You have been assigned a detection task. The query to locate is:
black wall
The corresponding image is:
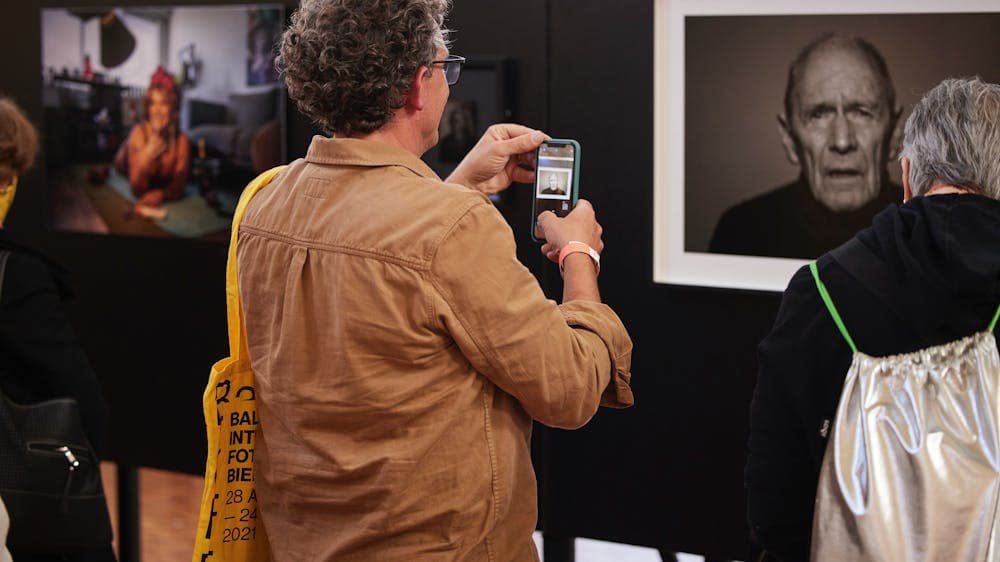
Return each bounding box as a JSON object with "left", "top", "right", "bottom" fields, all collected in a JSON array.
[
  {"left": 2, "top": 1, "right": 783, "bottom": 558},
  {"left": 541, "top": 3, "right": 780, "bottom": 557}
]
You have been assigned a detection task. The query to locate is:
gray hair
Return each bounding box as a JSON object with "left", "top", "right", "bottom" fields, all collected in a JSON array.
[{"left": 900, "top": 77, "right": 1000, "bottom": 198}]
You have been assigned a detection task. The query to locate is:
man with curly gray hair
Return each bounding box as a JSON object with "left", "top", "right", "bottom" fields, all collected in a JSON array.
[
  {"left": 747, "top": 76, "right": 1000, "bottom": 561},
  {"left": 235, "top": 0, "right": 634, "bottom": 560}
]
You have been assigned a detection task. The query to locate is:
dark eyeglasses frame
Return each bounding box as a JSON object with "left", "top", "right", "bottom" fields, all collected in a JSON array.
[{"left": 430, "top": 55, "right": 466, "bottom": 85}]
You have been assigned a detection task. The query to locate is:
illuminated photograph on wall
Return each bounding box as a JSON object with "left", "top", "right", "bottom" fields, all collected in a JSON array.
[
  {"left": 41, "top": 4, "right": 285, "bottom": 240},
  {"left": 653, "top": 0, "right": 1000, "bottom": 291}
]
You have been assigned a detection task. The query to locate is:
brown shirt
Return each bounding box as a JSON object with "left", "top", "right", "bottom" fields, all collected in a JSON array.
[{"left": 237, "top": 136, "right": 633, "bottom": 561}]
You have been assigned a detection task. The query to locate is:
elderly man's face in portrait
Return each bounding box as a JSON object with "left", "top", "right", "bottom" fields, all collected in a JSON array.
[{"left": 779, "top": 45, "right": 900, "bottom": 212}]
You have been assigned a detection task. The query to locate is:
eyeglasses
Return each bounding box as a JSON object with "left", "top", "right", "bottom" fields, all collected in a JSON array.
[{"left": 430, "top": 55, "right": 466, "bottom": 85}]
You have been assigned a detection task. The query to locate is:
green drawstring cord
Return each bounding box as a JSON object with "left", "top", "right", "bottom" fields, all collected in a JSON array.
[
  {"left": 811, "top": 260, "right": 1000, "bottom": 351},
  {"left": 810, "top": 261, "right": 859, "bottom": 353},
  {"left": 989, "top": 303, "right": 1000, "bottom": 332}
]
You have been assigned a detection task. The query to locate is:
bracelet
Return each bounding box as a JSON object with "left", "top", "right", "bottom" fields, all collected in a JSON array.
[{"left": 558, "top": 241, "right": 600, "bottom": 275}]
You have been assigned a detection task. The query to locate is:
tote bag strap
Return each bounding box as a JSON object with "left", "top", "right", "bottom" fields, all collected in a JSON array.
[{"left": 226, "top": 165, "right": 287, "bottom": 360}]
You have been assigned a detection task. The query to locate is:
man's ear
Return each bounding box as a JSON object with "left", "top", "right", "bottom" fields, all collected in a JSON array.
[
  {"left": 901, "top": 156, "right": 913, "bottom": 202},
  {"left": 405, "top": 65, "right": 431, "bottom": 111},
  {"left": 777, "top": 114, "right": 800, "bottom": 166},
  {"left": 887, "top": 105, "right": 904, "bottom": 160}
]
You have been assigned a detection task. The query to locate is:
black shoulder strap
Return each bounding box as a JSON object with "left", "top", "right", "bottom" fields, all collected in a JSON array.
[{"left": 829, "top": 238, "right": 909, "bottom": 324}]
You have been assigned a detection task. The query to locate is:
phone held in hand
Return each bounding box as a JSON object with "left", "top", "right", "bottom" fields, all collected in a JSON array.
[{"left": 531, "top": 138, "right": 580, "bottom": 243}]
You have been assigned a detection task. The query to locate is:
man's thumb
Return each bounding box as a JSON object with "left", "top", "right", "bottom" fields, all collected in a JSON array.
[{"left": 498, "top": 130, "right": 545, "bottom": 156}]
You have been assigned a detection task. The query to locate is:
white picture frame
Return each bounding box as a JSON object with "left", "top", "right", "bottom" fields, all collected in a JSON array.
[{"left": 653, "top": 0, "right": 1000, "bottom": 291}]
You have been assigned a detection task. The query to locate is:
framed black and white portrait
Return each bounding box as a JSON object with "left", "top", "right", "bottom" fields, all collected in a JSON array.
[
  {"left": 438, "top": 100, "right": 478, "bottom": 163},
  {"left": 653, "top": 0, "right": 1000, "bottom": 291}
]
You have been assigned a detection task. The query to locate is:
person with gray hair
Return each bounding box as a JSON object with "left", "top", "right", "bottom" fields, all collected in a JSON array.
[
  {"left": 710, "top": 34, "right": 904, "bottom": 259},
  {"left": 745, "top": 76, "right": 1000, "bottom": 562},
  {"left": 900, "top": 78, "right": 1000, "bottom": 200},
  {"left": 235, "top": 0, "right": 634, "bottom": 560}
]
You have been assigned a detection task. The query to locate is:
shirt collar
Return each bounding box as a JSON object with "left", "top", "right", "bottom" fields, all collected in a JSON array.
[{"left": 305, "top": 135, "right": 441, "bottom": 180}]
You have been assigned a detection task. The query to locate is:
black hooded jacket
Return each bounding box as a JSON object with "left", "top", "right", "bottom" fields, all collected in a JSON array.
[
  {"left": 745, "top": 193, "right": 1000, "bottom": 562},
  {"left": 0, "top": 231, "right": 108, "bottom": 456},
  {"left": 0, "top": 231, "right": 114, "bottom": 561}
]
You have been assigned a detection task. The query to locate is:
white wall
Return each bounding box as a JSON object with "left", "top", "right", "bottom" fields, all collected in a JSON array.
[
  {"left": 41, "top": 8, "right": 160, "bottom": 88},
  {"left": 170, "top": 5, "right": 279, "bottom": 106}
]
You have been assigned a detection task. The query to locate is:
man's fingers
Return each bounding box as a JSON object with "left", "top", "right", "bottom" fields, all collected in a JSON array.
[
  {"left": 488, "top": 123, "right": 539, "bottom": 140},
  {"left": 536, "top": 210, "right": 556, "bottom": 229},
  {"left": 495, "top": 129, "right": 546, "bottom": 157},
  {"left": 510, "top": 166, "right": 535, "bottom": 184},
  {"left": 569, "top": 199, "right": 594, "bottom": 217},
  {"left": 540, "top": 242, "right": 559, "bottom": 263}
]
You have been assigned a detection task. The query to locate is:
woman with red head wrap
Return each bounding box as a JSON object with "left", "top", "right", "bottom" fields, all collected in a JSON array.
[{"left": 114, "top": 66, "right": 190, "bottom": 211}]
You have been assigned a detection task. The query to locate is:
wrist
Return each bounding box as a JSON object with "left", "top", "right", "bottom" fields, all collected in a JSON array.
[
  {"left": 445, "top": 167, "right": 470, "bottom": 188},
  {"left": 558, "top": 241, "right": 600, "bottom": 276}
]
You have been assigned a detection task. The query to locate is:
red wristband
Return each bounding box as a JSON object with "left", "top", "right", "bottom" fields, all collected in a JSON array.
[{"left": 558, "top": 241, "right": 600, "bottom": 275}]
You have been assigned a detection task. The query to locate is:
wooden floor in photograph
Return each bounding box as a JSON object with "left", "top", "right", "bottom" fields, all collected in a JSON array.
[{"left": 100, "top": 463, "right": 204, "bottom": 562}]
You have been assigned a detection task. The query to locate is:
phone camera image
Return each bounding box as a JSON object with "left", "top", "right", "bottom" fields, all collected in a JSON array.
[
  {"left": 534, "top": 143, "right": 575, "bottom": 216},
  {"left": 531, "top": 139, "right": 580, "bottom": 242}
]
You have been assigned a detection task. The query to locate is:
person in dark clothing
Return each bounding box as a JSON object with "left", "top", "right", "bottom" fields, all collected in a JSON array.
[
  {"left": 0, "top": 97, "right": 115, "bottom": 561},
  {"left": 710, "top": 34, "right": 903, "bottom": 259},
  {"left": 746, "top": 76, "right": 1000, "bottom": 562}
]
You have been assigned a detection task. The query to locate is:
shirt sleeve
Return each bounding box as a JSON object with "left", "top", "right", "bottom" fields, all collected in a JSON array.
[{"left": 428, "top": 201, "right": 633, "bottom": 429}]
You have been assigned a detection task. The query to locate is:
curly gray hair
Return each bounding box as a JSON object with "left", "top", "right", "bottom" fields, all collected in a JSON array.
[
  {"left": 901, "top": 77, "right": 1000, "bottom": 198},
  {"left": 277, "top": 0, "right": 450, "bottom": 135}
]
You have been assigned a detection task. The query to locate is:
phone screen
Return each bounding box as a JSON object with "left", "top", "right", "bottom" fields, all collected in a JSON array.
[{"left": 532, "top": 141, "right": 578, "bottom": 242}]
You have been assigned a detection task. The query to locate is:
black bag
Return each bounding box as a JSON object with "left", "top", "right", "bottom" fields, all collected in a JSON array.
[{"left": 0, "top": 249, "right": 113, "bottom": 553}]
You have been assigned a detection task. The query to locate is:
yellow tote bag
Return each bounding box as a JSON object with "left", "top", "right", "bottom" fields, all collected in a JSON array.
[{"left": 193, "top": 166, "right": 286, "bottom": 562}]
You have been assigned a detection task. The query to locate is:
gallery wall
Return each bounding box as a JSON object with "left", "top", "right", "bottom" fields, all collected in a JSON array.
[
  {"left": 2, "top": 0, "right": 777, "bottom": 559},
  {"left": 541, "top": 2, "right": 778, "bottom": 557}
]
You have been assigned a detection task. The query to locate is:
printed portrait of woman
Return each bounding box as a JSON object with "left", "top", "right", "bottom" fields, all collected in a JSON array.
[{"left": 114, "top": 66, "right": 190, "bottom": 213}]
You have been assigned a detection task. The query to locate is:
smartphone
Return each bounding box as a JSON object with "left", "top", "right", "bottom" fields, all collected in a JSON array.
[{"left": 531, "top": 139, "right": 580, "bottom": 243}]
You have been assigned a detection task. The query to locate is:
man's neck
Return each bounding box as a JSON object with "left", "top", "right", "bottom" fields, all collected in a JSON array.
[{"left": 345, "top": 115, "right": 430, "bottom": 157}]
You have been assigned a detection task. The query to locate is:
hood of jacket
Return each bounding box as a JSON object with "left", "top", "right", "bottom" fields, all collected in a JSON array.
[{"left": 859, "top": 193, "right": 1000, "bottom": 335}]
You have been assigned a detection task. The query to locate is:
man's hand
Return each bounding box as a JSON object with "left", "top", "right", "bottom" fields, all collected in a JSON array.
[
  {"left": 537, "top": 200, "right": 604, "bottom": 263},
  {"left": 446, "top": 124, "right": 547, "bottom": 195}
]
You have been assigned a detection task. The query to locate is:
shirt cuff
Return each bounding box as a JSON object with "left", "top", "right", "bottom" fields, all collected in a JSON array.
[{"left": 558, "top": 300, "right": 634, "bottom": 408}]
